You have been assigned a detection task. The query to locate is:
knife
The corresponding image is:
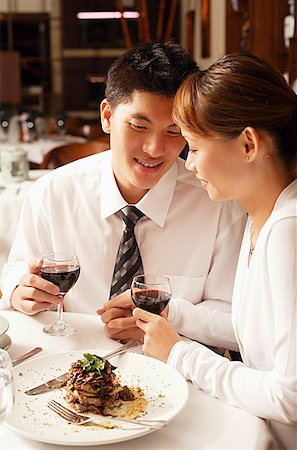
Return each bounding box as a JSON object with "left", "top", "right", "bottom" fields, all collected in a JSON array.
[
  {"left": 25, "top": 339, "right": 142, "bottom": 395},
  {"left": 12, "top": 347, "right": 42, "bottom": 367}
]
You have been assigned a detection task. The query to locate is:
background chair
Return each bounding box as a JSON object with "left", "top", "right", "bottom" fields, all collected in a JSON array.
[{"left": 39, "top": 140, "right": 110, "bottom": 169}]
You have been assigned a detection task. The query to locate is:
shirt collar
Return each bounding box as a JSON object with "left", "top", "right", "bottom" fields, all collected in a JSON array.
[
  {"left": 273, "top": 178, "right": 297, "bottom": 212},
  {"left": 100, "top": 152, "right": 178, "bottom": 228}
]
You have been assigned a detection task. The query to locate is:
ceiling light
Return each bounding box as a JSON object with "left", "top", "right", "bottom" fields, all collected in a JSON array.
[{"left": 76, "top": 11, "right": 139, "bottom": 20}]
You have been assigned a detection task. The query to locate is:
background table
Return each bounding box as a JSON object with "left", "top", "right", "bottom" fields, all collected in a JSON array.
[
  {"left": 0, "top": 135, "right": 85, "bottom": 165},
  {"left": 0, "top": 311, "right": 277, "bottom": 450},
  {"left": 0, "top": 170, "right": 50, "bottom": 278}
]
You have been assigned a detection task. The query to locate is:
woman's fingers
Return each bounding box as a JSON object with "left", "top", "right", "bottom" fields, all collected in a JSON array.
[{"left": 132, "top": 308, "right": 182, "bottom": 362}]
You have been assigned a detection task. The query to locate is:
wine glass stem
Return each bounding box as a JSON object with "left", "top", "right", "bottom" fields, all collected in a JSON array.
[{"left": 56, "top": 296, "right": 65, "bottom": 325}]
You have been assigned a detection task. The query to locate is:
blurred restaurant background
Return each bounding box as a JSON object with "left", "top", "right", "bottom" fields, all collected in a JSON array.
[
  {"left": 0, "top": 0, "right": 296, "bottom": 284},
  {"left": 0, "top": 0, "right": 296, "bottom": 149}
]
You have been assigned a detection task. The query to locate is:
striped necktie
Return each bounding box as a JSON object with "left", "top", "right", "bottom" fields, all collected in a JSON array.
[{"left": 109, "top": 206, "right": 144, "bottom": 299}]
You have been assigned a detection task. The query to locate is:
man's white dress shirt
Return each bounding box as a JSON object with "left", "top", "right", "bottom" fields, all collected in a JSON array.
[
  {"left": 1, "top": 151, "right": 246, "bottom": 349},
  {"left": 168, "top": 180, "right": 297, "bottom": 450}
]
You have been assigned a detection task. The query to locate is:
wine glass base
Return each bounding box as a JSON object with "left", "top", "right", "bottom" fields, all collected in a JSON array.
[{"left": 43, "top": 322, "right": 76, "bottom": 337}]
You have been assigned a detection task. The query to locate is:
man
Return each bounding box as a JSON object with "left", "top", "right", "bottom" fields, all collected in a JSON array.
[{"left": 0, "top": 42, "right": 245, "bottom": 351}]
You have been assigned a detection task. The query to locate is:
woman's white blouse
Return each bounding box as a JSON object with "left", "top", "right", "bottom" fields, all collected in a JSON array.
[{"left": 168, "top": 179, "right": 297, "bottom": 450}]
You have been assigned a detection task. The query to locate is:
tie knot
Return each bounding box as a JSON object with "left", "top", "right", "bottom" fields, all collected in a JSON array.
[{"left": 119, "top": 206, "right": 144, "bottom": 229}]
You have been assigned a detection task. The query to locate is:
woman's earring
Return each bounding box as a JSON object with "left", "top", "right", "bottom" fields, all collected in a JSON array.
[{"left": 246, "top": 155, "right": 250, "bottom": 161}]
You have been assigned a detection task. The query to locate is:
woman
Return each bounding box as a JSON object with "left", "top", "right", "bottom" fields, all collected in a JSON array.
[{"left": 132, "top": 53, "right": 297, "bottom": 450}]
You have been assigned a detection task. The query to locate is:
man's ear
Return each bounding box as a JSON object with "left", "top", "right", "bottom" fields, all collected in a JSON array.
[
  {"left": 100, "top": 99, "right": 112, "bottom": 133},
  {"left": 241, "top": 126, "right": 259, "bottom": 162}
]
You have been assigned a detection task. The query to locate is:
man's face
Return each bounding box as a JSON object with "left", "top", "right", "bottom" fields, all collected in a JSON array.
[{"left": 100, "top": 92, "right": 186, "bottom": 204}]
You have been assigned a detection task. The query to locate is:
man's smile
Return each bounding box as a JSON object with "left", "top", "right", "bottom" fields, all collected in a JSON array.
[{"left": 134, "top": 158, "right": 163, "bottom": 168}]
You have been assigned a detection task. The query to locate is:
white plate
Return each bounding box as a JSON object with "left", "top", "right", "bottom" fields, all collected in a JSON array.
[
  {"left": 5, "top": 349, "right": 188, "bottom": 446},
  {"left": 0, "top": 315, "right": 9, "bottom": 337}
]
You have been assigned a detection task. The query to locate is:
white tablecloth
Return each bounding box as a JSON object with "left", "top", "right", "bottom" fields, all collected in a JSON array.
[
  {"left": 0, "top": 311, "right": 277, "bottom": 450},
  {"left": 0, "top": 170, "right": 50, "bottom": 278},
  {"left": 0, "top": 135, "right": 85, "bottom": 164}
]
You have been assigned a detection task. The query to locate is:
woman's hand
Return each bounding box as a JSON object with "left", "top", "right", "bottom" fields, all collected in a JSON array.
[{"left": 132, "top": 307, "right": 182, "bottom": 362}]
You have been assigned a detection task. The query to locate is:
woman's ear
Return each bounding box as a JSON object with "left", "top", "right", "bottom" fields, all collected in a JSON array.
[
  {"left": 100, "top": 99, "right": 112, "bottom": 133},
  {"left": 241, "top": 127, "right": 259, "bottom": 162}
]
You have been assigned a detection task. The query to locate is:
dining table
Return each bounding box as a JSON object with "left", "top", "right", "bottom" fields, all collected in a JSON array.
[
  {"left": 0, "top": 169, "right": 50, "bottom": 279},
  {"left": 0, "top": 134, "right": 85, "bottom": 166},
  {"left": 0, "top": 310, "right": 278, "bottom": 450}
]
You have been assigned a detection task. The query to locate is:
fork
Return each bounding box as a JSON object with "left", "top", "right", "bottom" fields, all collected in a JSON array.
[{"left": 48, "top": 399, "right": 166, "bottom": 429}]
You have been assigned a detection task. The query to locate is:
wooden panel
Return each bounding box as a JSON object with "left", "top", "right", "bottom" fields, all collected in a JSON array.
[
  {"left": 201, "top": 0, "right": 210, "bottom": 57},
  {"left": 289, "top": 1, "right": 297, "bottom": 84},
  {"left": 61, "top": 0, "right": 181, "bottom": 113},
  {"left": 248, "top": 0, "right": 287, "bottom": 69},
  {"left": 0, "top": 13, "right": 51, "bottom": 110},
  {"left": 226, "top": 0, "right": 248, "bottom": 53},
  {"left": 186, "top": 10, "right": 195, "bottom": 58},
  {"left": 63, "top": 57, "right": 116, "bottom": 110},
  {"left": 226, "top": 0, "right": 289, "bottom": 75},
  {"left": 0, "top": 51, "right": 21, "bottom": 104},
  {"left": 288, "top": 38, "right": 297, "bottom": 85}
]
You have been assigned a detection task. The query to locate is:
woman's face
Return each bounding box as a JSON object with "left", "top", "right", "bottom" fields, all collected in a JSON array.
[{"left": 183, "top": 131, "right": 248, "bottom": 201}]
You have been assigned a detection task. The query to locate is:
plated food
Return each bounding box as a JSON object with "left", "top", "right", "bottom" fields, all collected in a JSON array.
[
  {"left": 6, "top": 350, "right": 188, "bottom": 446},
  {"left": 63, "top": 352, "right": 147, "bottom": 418}
]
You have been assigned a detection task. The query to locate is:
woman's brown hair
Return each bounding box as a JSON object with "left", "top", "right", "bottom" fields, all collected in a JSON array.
[{"left": 173, "top": 53, "right": 297, "bottom": 173}]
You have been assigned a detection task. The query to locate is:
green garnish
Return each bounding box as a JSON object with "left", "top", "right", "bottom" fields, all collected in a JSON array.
[
  {"left": 81, "top": 353, "right": 106, "bottom": 374},
  {"left": 96, "top": 385, "right": 106, "bottom": 393}
]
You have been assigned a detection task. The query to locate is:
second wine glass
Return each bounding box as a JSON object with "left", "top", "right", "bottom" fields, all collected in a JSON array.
[
  {"left": 40, "top": 252, "right": 80, "bottom": 336},
  {"left": 131, "top": 274, "right": 171, "bottom": 315}
]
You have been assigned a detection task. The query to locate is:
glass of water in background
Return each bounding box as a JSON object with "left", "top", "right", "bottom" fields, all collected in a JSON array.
[{"left": 0, "top": 349, "right": 14, "bottom": 425}]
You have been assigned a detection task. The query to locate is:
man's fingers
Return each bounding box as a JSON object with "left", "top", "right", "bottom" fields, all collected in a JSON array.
[
  {"left": 28, "top": 257, "right": 43, "bottom": 274},
  {"left": 11, "top": 285, "right": 60, "bottom": 316},
  {"left": 14, "top": 284, "right": 63, "bottom": 305},
  {"left": 20, "top": 272, "right": 60, "bottom": 295},
  {"left": 18, "top": 299, "right": 53, "bottom": 316},
  {"left": 103, "top": 325, "right": 144, "bottom": 342},
  {"left": 10, "top": 261, "right": 62, "bottom": 316},
  {"left": 102, "top": 290, "right": 133, "bottom": 311},
  {"left": 105, "top": 315, "right": 137, "bottom": 329},
  {"left": 100, "top": 307, "right": 132, "bottom": 323},
  {"left": 24, "top": 287, "right": 63, "bottom": 305}
]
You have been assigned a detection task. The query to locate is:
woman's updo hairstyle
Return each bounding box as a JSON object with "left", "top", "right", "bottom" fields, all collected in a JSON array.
[{"left": 173, "top": 52, "right": 297, "bottom": 175}]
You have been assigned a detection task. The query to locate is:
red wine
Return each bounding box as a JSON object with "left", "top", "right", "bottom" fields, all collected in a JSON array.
[
  {"left": 40, "top": 265, "right": 80, "bottom": 295},
  {"left": 132, "top": 289, "right": 171, "bottom": 314}
]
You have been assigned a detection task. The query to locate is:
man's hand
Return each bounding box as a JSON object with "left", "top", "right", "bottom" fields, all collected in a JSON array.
[
  {"left": 97, "top": 290, "right": 144, "bottom": 342},
  {"left": 10, "top": 258, "right": 63, "bottom": 315}
]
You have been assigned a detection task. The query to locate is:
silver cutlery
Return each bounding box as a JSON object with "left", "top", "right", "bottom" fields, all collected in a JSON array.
[
  {"left": 25, "top": 340, "right": 142, "bottom": 395},
  {"left": 47, "top": 399, "right": 166, "bottom": 429},
  {"left": 12, "top": 347, "right": 42, "bottom": 367}
]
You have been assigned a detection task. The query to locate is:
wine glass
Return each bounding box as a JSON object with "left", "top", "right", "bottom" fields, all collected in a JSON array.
[
  {"left": 131, "top": 274, "right": 171, "bottom": 315},
  {"left": 40, "top": 252, "right": 80, "bottom": 336},
  {"left": 0, "top": 349, "right": 14, "bottom": 425}
]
